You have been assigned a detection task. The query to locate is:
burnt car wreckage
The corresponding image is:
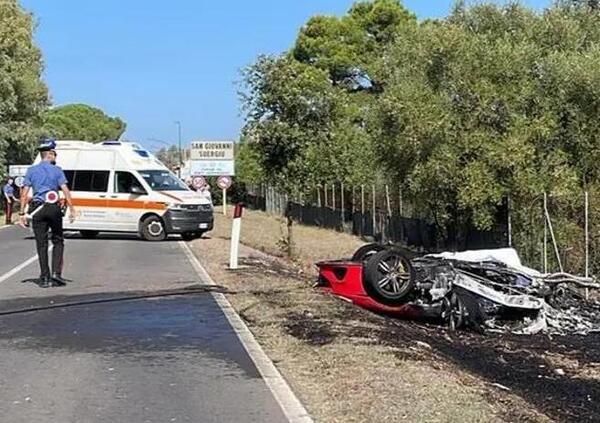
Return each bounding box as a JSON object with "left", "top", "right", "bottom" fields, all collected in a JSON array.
[{"left": 317, "top": 245, "right": 600, "bottom": 335}]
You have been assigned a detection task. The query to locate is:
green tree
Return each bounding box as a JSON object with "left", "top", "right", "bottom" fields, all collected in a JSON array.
[
  {"left": 43, "top": 104, "right": 126, "bottom": 142},
  {"left": 0, "top": 0, "right": 48, "bottom": 171}
]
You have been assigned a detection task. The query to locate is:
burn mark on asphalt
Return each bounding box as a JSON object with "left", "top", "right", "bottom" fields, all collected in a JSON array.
[{"left": 0, "top": 291, "right": 262, "bottom": 379}]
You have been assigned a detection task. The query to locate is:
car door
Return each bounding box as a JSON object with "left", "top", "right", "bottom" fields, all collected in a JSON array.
[{"left": 108, "top": 171, "right": 149, "bottom": 231}]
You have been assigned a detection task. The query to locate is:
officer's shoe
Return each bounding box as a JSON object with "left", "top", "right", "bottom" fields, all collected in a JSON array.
[
  {"left": 51, "top": 274, "right": 68, "bottom": 287},
  {"left": 39, "top": 277, "right": 53, "bottom": 288}
]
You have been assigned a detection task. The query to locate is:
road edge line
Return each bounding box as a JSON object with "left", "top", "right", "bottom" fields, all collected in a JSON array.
[
  {"left": 0, "top": 254, "right": 39, "bottom": 284},
  {"left": 179, "top": 241, "right": 314, "bottom": 423}
]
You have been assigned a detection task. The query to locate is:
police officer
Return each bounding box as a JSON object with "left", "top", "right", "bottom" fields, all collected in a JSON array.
[
  {"left": 3, "top": 177, "right": 18, "bottom": 224},
  {"left": 19, "top": 140, "right": 77, "bottom": 288}
]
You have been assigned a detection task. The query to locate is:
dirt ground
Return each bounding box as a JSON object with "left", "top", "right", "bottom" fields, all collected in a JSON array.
[{"left": 190, "top": 209, "right": 599, "bottom": 422}]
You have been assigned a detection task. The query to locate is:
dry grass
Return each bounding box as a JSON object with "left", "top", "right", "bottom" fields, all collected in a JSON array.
[
  {"left": 211, "top": 207, "right": 363, "bottom": 276},
  {"left": 191, "top": 209, "right": 551, "bottom": 422}
]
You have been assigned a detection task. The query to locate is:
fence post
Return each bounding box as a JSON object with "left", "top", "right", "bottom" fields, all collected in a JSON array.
[
  {"left": 385, "top": 184, "right": 392, "bottom": 217},
  {"left": 399, "top": 187, "right": 403, "bottom": 216},
  {"left": 317, "top": 185, "right": 322, "bottom": 208},
  {"left": 341, "top": 183, "right": 345, "bottom": 223},
  {"left": 361, "top": 185, "right": 365, "bottom": 215},
  {"left": 372, "top": 185, "right": 377, "bottom": 238},
  {"left": 332, "top": 183, "right": 336, "bottom": 210}
]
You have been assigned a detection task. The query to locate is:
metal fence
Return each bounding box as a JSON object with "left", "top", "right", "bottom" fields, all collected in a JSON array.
[
  {"left": 239, "top": 183, "right": 599, "bottom": 277},
  {"left": 243, "top": 184, "right": 508, "bottom": 253}
]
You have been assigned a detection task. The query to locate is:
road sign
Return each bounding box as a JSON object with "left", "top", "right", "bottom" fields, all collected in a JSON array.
[
  {"left": 192, "top": 175, "right": 206, "bottom": 189},
  {"left": 217, "top": 176, "right": 233, "bottom": 190},
  {"left": 189, "top": 140, "right": 235, "bottom": 176},
  {"left": 190, "top": 141, "right": 234, "bottom": 161},
  {"left": 189, "top": 160, "right": 235, "bottom": 176},
  {"left": 8, "top": 165, "right": 29, "bottom": 177},
  {"left": 14, "top": 176, "right": 25, "bottom": 188}
]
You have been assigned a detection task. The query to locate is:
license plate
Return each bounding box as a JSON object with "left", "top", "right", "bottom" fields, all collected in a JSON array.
[{"left": 199, "top": 223, "right": 208, "bottom": 229}]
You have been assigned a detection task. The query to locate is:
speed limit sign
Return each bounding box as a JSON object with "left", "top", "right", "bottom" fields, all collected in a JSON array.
[{"left": 217, "top": 175, "right": 233, "bottom": 190}]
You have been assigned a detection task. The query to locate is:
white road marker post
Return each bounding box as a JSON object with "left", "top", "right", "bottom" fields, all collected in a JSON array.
[{"left": 229, "top": 203, "right": 245, "bottom": 270}]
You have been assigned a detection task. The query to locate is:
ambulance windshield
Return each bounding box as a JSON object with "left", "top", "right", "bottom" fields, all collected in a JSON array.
[{"left": 139, "top": 170, "right": 188, "bottom": 191}]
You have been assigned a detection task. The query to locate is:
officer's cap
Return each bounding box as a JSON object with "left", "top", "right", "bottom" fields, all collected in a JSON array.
[{"left": 38, "top": 138, "right": 57, "bottom": 152}]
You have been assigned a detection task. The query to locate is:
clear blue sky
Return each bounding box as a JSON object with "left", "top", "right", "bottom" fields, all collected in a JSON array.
[{"left": 22, "top": 0, "right": 550, "bottom": 150}]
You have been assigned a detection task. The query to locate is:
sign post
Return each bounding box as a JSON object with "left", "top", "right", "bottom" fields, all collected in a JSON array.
[
  {"left": 229, "top": 203, "right": 245, "bottom": 270},
  {"left": 217, "top": 175, "right": 233, "bottom": 216}
]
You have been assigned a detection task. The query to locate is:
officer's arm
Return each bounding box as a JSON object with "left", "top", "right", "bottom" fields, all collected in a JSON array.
[{"left": 60, "top": 184, "right": 74, "bottom": 207}]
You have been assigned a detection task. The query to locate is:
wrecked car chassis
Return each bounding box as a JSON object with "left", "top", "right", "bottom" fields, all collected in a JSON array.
[{"left": 316, "top": 245, "right": 600, "bottom": 335}]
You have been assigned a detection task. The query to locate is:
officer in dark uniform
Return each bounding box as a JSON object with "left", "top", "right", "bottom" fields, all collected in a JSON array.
[{"left": 19, "top": 140, "right": 77, "bottom": 288}]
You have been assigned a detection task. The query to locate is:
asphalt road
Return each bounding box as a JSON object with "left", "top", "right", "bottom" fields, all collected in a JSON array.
[{"left": 0, "top": 225, "right": 290, "bottom": 423}]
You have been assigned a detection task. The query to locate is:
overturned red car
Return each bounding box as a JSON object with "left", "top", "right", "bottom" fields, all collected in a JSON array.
[{"left": 316, "top": 244, "right": 600, "bottom": 334}]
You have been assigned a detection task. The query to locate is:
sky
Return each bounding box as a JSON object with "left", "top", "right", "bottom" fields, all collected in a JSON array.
[{"left": 22, "top": 0, "right": 551, "bottom": 151}]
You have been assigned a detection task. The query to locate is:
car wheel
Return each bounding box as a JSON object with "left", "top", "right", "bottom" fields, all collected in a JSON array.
[
  {"left": 363, "top": 249, "right": 416, "bottom": 305},
  {"left": 80, "top": 230, "right": 99, "bottom": 239},
  {"left": 441, "top": 293, "right": 466, "bottom": 331},
  {"left": 140, "top": 216, "right": 167, "bottom": 241},
  {"left": 351, "top": 243, "right": 387, "bottom": 262}
]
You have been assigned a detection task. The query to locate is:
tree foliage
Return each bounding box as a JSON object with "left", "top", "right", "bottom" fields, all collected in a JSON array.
[
  {"left": 0, "top": 0, "right": 48, "bottom": 171},
  {"left": 43, "top": 103, "right": 126, "bottom": 142},
  {"left": 240, "top": 0, "right": 600, "bottom": 253}
]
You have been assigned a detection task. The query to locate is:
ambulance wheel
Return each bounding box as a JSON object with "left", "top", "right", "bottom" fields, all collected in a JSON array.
[
  {"left": 140, "top": 216, "right": 167, "bottom": 241},
  {"left": 80, "top": 230, "right": 99, "bottom": 239}
]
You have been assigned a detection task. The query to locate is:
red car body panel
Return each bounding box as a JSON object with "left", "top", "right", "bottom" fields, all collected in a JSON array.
[{"left": 316, "top": 260, "right": 422, "bottom": 318}]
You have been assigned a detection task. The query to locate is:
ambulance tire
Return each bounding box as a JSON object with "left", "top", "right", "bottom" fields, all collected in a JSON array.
[
  {"left": 80, "top": 230, "right": 99, "bottom": 239},
  {"left": 140, "top": 215, "right": 167, "bottom": 241}
]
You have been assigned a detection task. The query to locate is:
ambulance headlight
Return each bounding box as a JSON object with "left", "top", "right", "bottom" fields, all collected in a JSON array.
[{"left": 168, "top": 203, "right": 185, "bottom": 211}]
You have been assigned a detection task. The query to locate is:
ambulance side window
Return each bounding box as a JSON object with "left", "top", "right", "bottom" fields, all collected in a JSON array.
[
  {"left": 72, "top": 171, "right": 109, "bottom": 192},
  {"left": 115, "top": 171, "right": 144, "bottom": 193},
  {"left": 63, "top": 171, "right": 74, "bottom": 189}
]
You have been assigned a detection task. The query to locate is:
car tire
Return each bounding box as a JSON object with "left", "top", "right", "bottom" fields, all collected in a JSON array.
[
  {"left": 80, "top": 230, "right": 99, "bottom": 239},
  {"left": 351, "top": 243, "right": 387, "bottom": 262},
  {"left": 363, "top": 249, "right": 416, "bottom": 306},
  {"left": 140, "top": 216, "right": 167, "bottom": 241}
]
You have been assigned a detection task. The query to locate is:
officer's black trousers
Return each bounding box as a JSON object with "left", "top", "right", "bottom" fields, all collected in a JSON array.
[{"left": 32, "top": 203, "right": 64, "bottom": 279}]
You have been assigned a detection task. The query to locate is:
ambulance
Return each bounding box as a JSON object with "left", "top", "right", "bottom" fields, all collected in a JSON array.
[{"left": 33, "top": 141, "right": 214, "bottom": 241}]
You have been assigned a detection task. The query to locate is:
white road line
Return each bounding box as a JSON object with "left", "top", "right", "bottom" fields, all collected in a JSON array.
[
  {"left": 0, "top": 254, "right": 39, "bottom": 284},
  {"left": 0, "top": 224, "right": 10, "bottom": 231},
  {"left": 179, "top": 241, "right": 313, "bottom": 423}
]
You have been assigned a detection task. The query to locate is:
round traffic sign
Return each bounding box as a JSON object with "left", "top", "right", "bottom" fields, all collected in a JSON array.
[
  {"left": 192, "top": 175, "right": 206, "bottom": 189},
  {"left": 217, "top": 175, "right": 233, "bottom": 190},
  {"left": 14, "top": 176, "right": 25, "bottom": 188}
]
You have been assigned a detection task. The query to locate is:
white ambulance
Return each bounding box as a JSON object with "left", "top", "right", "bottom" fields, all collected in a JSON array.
[{"left": 34, "top": 141, "right": 214, "bottom": 241}]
